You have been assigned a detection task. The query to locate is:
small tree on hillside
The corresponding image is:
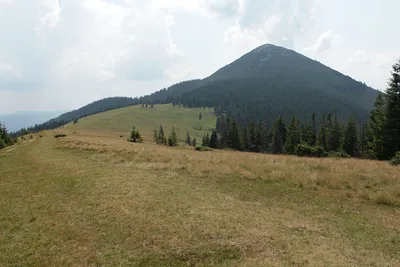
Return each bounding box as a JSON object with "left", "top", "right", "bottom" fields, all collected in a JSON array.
[
  {"left": 128, "top": 126, "right": 142, "bottom": 143},
  {"left": 186, "top": 132, "right": 191, "bottom": 146},
  {"left": 156, "top": 124, "right": 167, "bottom": 145},
  {"left": 192, "top": 137, "right": 197, "bottom": 147},
  {"left": 199, "top": 112, "right": 203, "bottom": 120},
  {"left": 284, "top": 116, "right": 301, "bottom": 154},
  {"left": 168, "top": 127, "right": 178, "bottom": 146}
]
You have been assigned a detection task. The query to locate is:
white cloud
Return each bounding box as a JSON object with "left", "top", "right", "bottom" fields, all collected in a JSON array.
[
  {"left": 0, "top": 0, "right": 399, "bottom": 112},
  {"left": 305, "top": 30, "right": 339, "bottom": 52},
  {"left": 349, "top": 50, "right": 399, "bottom": 70}
]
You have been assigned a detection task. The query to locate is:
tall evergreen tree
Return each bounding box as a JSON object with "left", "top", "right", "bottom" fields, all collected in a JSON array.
[
  {"left": 153, "top": 128, "right": 158, "bottom": 142},
  {"left": 326, "top": 113, "right": 333, "bottom": 151},
  {"left": 186, "top": 132, "right": 191, "bottom": 146},
  {"left": 192, "top": 137, "right": 197, "bottom": 147},
  {"left": 228, "top": 120, "right": 241, "bottom": 150},
  {"left": 241, "top": 124, "right": 249, "bottom": 151},
  {"left": 220, "top": 118, "right": 230, "bottom": 148},
  {"left": 209, "top": 131, "right": 219, "bottom": 149},
  {"left": 369, "top": 93, "right": 386, "bottom": 159},
  {"left": 255, "top": 122, "right": 264, "bottom": 152},
  {"left": 156, "top": 124, "right": 167, "bottom": 145},
  {"left": 270, "top": 117, "right": 286, "bottom": 154},
  {"left": 248, "top": 121, "right": 257, "bottom": 152},
  {"left": 343, "top": 116, "right": 359, "bottom": 157},
  {"left": 382, "top": 60, "right": 400, "bottom": 159},
  {"left": 284, "top": 116, "right": 301, "bottom": 154},
  {"left": 329, "top": 115, "right": 342, "bottom": 152},
  {"left": 317, "top": 114, "right": 327, "bottom": 151},
  {"left": 311, "top": 112, "right": 317, "bottom": 146},
  {"left": 202, "top": 133, "right": 210, "bottom": 147}
]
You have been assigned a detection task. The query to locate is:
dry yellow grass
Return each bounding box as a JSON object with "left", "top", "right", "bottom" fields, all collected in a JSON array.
[{"left": 1, "top": 129, "right": 399, "bottom": 266}]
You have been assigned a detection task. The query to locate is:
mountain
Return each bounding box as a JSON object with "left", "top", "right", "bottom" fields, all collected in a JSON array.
[
  {"left": 178, "top": 44, "right": 378, "bottom": 124},
  {"left": 16, "top": 44, "right": 379, "bottom": 135}
]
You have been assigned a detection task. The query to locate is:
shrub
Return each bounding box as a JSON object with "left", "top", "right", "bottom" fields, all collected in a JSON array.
[
  {"left": 128, "top": 126, "right": 142, "bottom": 143},
  {"left": 195, "top": 146, "right": 213, "bottom": 151},
  {"left": 389, "top": 152, "right": 400, "bottom": 166},
  {"left": 328, "top": 150, "right": 351, "bottom": 158},
  {"left": 54, "top": 134, "right": 67, "bottom": 138},
  {"left": 295, "top": 144, "right": 327, "bottom": 158}
]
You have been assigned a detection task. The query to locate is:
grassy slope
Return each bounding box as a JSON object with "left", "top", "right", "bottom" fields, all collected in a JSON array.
[
  {"left": 1, "top": 130, "right": 400, "bottom": 266},
  {"left": 65, "top": 104, "right": 216, "bottom": 143}
]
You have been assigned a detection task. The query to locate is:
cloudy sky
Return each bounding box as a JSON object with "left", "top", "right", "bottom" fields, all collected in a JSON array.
[{"left": 0, "top": 0, "right": 399, "bottom": 113}]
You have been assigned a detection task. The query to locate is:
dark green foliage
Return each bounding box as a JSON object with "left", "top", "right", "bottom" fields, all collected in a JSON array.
[
  {"left": 168, "top": 127, "right": 178, "bottom": 147},
  {"left": 343, "top": 116, "right": 359, "bottom": 157},
  {"left": 317, "top": 114, "right": 327, "bottom": 151},
  {"left": 228, "top": 121, "right": 241, "bottom": 150},
  {"left": 73, "top": 118, "right": 79, "bottom": 124},
  {"left": 192, "top": 138, "right": 197, "bottom": 147},
  {"left": 248, "top": 121, "right": 256, "bottom": 152},
  {"left": 381, "top": 60, "right": 400, "bottom": 159},
  {"left": 186, "top": 132, "right": 191, "bottom": 146},
  {"left": 369, "top": 93, "right": 386, "bottom": 159},
  {"left": 270, "top": 117, "right": 286, "bottom": 154},
  {"left": 284, "top": 117, "right": 300, "bottom": 154},
  {"left": 128, "top": 126, "right": 142, "bottom": 143},
  {"left": 295, "top": 144, "right": 327, "bottom": 158},
  {"left": 0, "top": 122, "right": 13, "bottom": 148},
  {"left": 328, "top": 115, "right": 342, "bottom": 152},
  {"left": 241, "top": 125, "right": 249, "bottom": 151},
  {"left": 209, "top": 131, "right": 219, "bottom": 149},
  {"left": 389, "top": 152, "right": 400, "bottom": 166},
  {"left": 155, "top": 125, "right": 167, "bottom": 145},
  {"left": 202, "top": 133, "right": 210, "bottom": 147},
  {"left": 199, "top": 112, "right": 203, "bottom": 120},
  {"left": 54, "top": 134, "right": 67, "bottom": 138}
]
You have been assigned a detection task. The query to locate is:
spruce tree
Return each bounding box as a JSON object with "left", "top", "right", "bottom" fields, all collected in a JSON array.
[
  {"left": 220, "top": 118, "right": 230, "bottom": 148},
  {"left": 284, "top": 116, "right": 300, "bottom": 154},
  {"left": 343, "top": 116, "right": 359, "bottom": 157},
  {"left": 270, "top": 117, "right": 286, "bottom": 154},
  {"left": 326, "top": 113, "right": 333, "bottom": 151},
  {"left": 255, "top": 122, "right": 264, "bottom": 152},
  {"left": 329, "top": 115, "right": 342, "bottom": 152},
  {"left": 248, "top": 121, "right": 256, "bottom": 152},
  {"left": 311, "top": 112, "right": 317, "bottom": 146},
  {"left": 156, "top": 124, "right": 167, "bottom": 145},
  {"left": 369, "top": 93, "right": 386, "bottom": 159},
  {"left": 241, "top": 124, "right": 249, "bottom": 151},
  {"left": 317, "top": 114, "right": 327, "bottom": 151},
  {"left": 382, "top": 60, "right": 400, "bottom": 159},
  {"left": 209, "top": 131, "right": 219, "bottom": 149},
  {"left": 128, "top": 126, "right": 142, "bottom": 143},
  {"left": 202, "top": 133, "right": 210, "bottom": 147},
  {"left": 153, "top": 128, "right": 158, "bottom": 142},
  {"left": 186, "top": 132, "right": 191, "bottom": 146},
  {"left": 228, "top": 121, "right": 241, "bottom": 150},
  {"left": 192, "top": 137, "right": 197, "bottom": 147},
  {"left": 168, "top": 127, "right": 178, "bottom": 146}
]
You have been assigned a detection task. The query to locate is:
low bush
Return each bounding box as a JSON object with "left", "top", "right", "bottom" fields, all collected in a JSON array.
[
  {"left": 295, "top": 144, "right": 327, "bottom": 158},
  {"left": 195, "top": 146, "right": 213, "bottom": 152},
  {"left": 54, "top": 134, "right": 67, "bottom": 138},
  {"left": 389, "top": 152, "right": 400, "bottom": 166}
]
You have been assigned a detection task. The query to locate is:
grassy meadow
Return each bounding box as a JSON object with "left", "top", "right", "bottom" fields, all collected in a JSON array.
[
  {"left": 65, "top": 104, "right": 216, "bottom": 142},
  {"left": 0, "top": 128, "right": 400, "bottom": 266}
]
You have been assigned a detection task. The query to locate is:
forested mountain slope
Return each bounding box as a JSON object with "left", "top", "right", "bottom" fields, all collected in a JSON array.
[{"left": 16, "top": 44, "right": 379, "bottom": 134}]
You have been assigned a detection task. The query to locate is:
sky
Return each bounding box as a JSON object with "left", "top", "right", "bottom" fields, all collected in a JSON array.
[{"left": 0, "top": 0, "right": 399, "bottom": 114}]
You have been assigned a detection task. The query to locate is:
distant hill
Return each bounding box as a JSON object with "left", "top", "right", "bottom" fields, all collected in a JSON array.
[{"left": 16, "top": 44, "right": 379, "bottom": 135}]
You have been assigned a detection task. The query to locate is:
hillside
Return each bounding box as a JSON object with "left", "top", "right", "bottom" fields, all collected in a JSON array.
[
  {"left": 1, "top": 129, "right": 400, "bottom": 266},
  {"left": 66, "top": 104, "right": 216, "bottom": 142},
  {"left": 18, "top": 44, "right": 379, "bottom": 135}
]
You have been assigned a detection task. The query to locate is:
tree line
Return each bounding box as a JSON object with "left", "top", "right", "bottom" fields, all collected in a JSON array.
[{"left": 199, "top": 59, "right": 400, "bottom": 161}]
